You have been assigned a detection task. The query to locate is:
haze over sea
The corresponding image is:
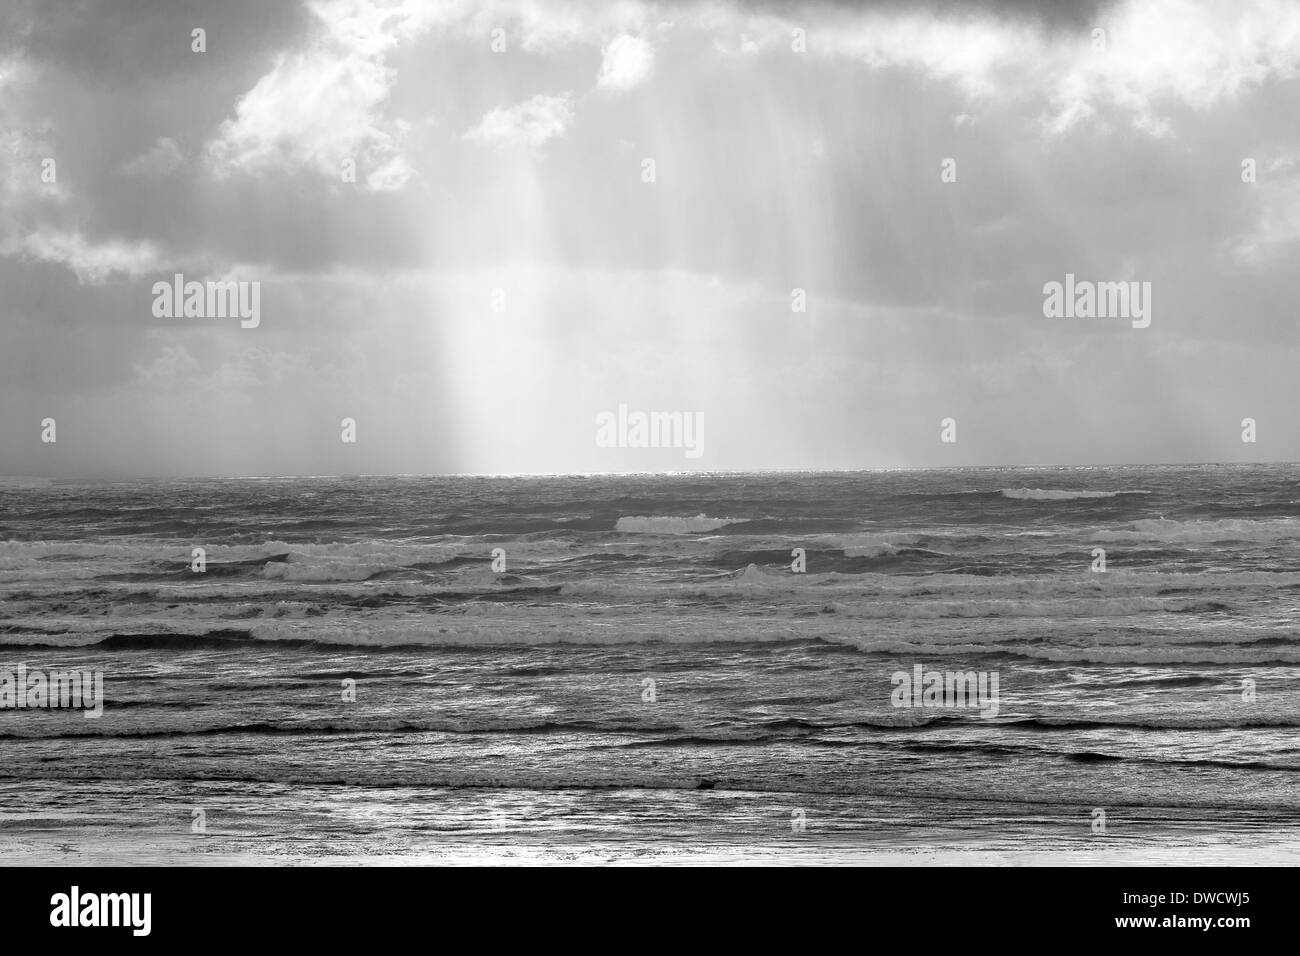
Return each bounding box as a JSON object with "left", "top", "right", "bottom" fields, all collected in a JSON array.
[{"left": 1, "top": 464, "right": 1297, "bottom": 864}]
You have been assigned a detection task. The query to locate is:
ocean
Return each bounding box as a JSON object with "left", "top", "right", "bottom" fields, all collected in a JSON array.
[{"left": 1, "top": 464, "right": 1298, "bottom": 865}]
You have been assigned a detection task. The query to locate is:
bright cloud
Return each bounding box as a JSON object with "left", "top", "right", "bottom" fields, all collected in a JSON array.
[
  {"left": 203, "top": 0, "right": 440, "bottom": 190},
  {"left": 1042, "top": 0, "right": 1300, "bottom": 134},
  {"left": 596, "top": 34, "right": 655, "bottom": 91},
  {"left": 463, "top": 93, "right": 575, "bottom": 151},
  {"left": 5, "top": 229, "right": 161, "bottom": 283}
]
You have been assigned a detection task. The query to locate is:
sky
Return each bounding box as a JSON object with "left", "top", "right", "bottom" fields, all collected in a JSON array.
[{"left": 1, "top": 0, "right": 1298, "bottom": 478}]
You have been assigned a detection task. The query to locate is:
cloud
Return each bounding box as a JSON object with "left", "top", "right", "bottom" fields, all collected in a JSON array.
[
  {"left": 680, "top": 0, "right": 1300, "bottom": 136},
  {"left": 3, "top": 229, "right": 161, "bottom": 283},
  {"left": 3, "top": 0, "right": 1300, "bottom": 476},
  {"left": 205, "top": 46, "right": 410, "bottom": 189},
  {"left": 506, "top": 2, "right": 650, "bottom": 54},
  {"left": 1039, "top": 0, "right": 1300, "bottom": 135},
  {"left": 0, "top": 126, "right": 60, "bottom": 218},
  {"left": 120, "top": 137, "right": 183, "bottom": 177},
  {"left": 0, "top": 56, "right": 65, "bottom": 216},
  {"left": 1228, "top": 155, "right": 1300, "bottom": 266},
  {"left": 204, "top": 0, "right": 438, "bottom": 190},
  {"left": 463, "top": 93, "right": 575, "bottom": 152},
  {"left": 596, "top": 34, "right": 655, "bottom": 91},
  {"left": 197, "top": 0, "right": 1300, "bottom": 202}
]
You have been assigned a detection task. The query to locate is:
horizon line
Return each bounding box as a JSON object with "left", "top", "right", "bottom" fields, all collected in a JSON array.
[{"left": 2, "top": 460, "right": 1295, "bottom": 483}]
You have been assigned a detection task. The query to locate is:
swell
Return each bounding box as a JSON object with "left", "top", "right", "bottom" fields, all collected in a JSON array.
[
  {"left": 2, "top": 768, "right": 1298, "bottom": 814},
  {"left": 5, "top": 712, "right": 1298, "bottom": 741},
  {"left": 897, "top": 741, "right": 1299, "bottom": 772},
  {"left": 0, "top": 718, "right": 691, "bottom": 740},
  {"left": 710, "top": 547, "right": 956, "bottom": 573},
  {"left": 609, "top": 736, "right": 1300, "bottom": 773},
  {"left": 1, "top": 627, "right": 1294, "bottom": 667}
]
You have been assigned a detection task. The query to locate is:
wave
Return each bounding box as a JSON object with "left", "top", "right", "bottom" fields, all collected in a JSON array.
[
  {"left": 820, "top": 639, "right": 1300, "bottom": 666},
  {"left": 996, "top": 715, "right": 1300, "bottom": 731},
  {"left": 0, "top": 717, "right": 687, "bottom": 740},
  {"left": 3, "top": 605, "right": 1296, "bottom": 661},
  {"left": 710, "top": 547, "right": 951, "bottom": 573},
  {"left": 0, "top": 538, "right": 584, "bottom": 581},
  {"left": 999, "top": 488, "right": 1150, "bottom": 500},
  {"left": 6, "top": 710, "right": 1300, "bottom": 742},
  {"left": 899, "top": 741, "right": 1300, "bottom": 772},
  {"left": 1095, "top": 517, "right": 1300, "bottom": 544},
  {"left": 0, "top": 713, "right": 940, "bottom": 740},
  {"left": 1104, "top": 674, "right": 1223, "bottom": 688},
  {"left": 615, "top": 514, "right": 740, "bottom": 534}
]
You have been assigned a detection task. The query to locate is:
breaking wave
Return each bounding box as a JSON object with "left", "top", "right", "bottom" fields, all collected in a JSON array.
[
  {"left": 615, "top": 514, "right": 741, "bottom": 533},
  {"left": 999, "top": 488, "right": 1150, "bottom": 500}
]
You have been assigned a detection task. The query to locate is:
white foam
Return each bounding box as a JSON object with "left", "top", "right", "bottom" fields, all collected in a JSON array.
[
  {"left": 828, "top": 532, "right": 925, "bottom": 556},
  {"left": 1000, "top": 488, "right": 1149, "bottom": 500},
  {"left": 615, "top": 514, "right": 740, "bottom": 534}
]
